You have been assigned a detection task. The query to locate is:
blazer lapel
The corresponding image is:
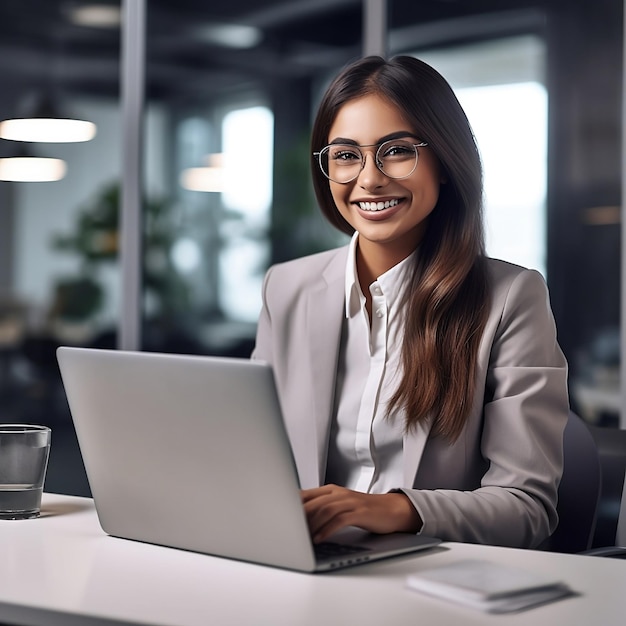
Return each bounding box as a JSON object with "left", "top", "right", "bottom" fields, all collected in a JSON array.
[{"left": 306, "top": 252, "right": 346, "bottom": 485}]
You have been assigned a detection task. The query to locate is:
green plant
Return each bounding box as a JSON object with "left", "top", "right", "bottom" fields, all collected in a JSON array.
[{"left": 51, "top": 182, "right": 190, "bottom": 320}]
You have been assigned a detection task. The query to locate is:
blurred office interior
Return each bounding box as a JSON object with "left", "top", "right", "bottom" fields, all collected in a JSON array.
[{"left": 0, "top": 0, "right": 623, "bottom": 541}]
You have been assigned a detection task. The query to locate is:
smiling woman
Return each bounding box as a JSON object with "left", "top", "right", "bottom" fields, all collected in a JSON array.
[{"left": 252, "top": 55, "right": 569, "bottom": 549}]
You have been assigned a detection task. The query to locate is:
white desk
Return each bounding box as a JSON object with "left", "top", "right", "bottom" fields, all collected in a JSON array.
[{"left": 1, "top": 493, "right": 625, "bottom": 626}]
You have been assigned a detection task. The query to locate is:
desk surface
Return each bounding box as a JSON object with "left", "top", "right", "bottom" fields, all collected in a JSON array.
[{"left": 1, "top": 493, "right": 625, "bottom": 626}]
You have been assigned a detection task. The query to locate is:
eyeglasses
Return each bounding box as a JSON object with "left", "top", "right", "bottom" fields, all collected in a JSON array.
[{"left": 313, "top": 138, "right": 428, "bottom": 184}]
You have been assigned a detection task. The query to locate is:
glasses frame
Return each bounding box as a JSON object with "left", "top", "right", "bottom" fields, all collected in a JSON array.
[{"left": 313, "top": 138, "right": 428, "bottom": 184}]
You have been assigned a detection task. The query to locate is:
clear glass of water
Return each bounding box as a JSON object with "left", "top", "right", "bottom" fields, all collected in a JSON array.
[{"left": 0, "top": 424, "right": 51, "bottom": 519}]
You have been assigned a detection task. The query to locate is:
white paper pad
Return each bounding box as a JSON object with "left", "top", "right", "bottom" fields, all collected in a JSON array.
[{"left": 406, "top": 559, "right": 576, "bottom": 613}]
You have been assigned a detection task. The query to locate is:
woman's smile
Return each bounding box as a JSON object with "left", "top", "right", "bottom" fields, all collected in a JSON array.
[
  {"left": 357, "top": 197, "right": 401, "bottom": 212},
  {"left": 354, "top": 196, "right": 406, "bottom": 222}
]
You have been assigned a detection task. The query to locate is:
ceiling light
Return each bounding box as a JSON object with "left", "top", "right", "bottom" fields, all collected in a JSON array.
[
  {"left": 67, "top": 4, "right": 122, "bottom": 28},
  {"left": 0, "top": 118, "right": 96, "bottom": 143},
  {"left": 180, "top": 154, "right": 225, "bottom": 193},
  {"left": 195, "top": 24, "right": 263, "bottom": 49},
  {"left": 0, "top": 94, "right": 97, "bottom": 143},
  {"left": 582, "top": 206, "right": 621, "bottom": 225},
  {"left": 0, "top": 157, "right": 67, "bottom": 182}
]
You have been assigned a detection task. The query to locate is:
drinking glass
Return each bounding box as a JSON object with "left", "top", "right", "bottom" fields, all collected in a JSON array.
[{"left": 0, "top": 424, "right": 51, "bottom": 519}]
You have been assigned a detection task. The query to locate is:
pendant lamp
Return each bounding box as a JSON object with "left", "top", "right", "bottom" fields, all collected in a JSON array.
[
  {"left": 0, "top": 144, "right": 67, "bottom": 182},
  {"left": 0, "top": 156, "right": 67, "bottom": 182},
  {"left": 180, "top": 154, "right": 225, "bottom": 193},
  {"left": 0, "top": 94, "right": 97, "bottom": 144}
]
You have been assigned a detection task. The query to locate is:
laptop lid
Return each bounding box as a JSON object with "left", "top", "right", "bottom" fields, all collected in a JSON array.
[{"left": 57, "top": 347, "right": 440, "bottom": 572}]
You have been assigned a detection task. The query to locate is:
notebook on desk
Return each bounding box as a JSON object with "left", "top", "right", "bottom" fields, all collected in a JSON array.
[{"left": 56, "top": 346, "right": 440, "bottom": 572}]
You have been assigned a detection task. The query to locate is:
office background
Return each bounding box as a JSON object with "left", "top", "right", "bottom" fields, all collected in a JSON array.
[{"left": 0, "top": 0, "right": 622, "bottom": 533}]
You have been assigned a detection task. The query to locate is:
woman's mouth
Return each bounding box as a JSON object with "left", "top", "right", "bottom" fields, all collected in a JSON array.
[{"left": 358, "top": 198, "right": 400, "bottom": 212}]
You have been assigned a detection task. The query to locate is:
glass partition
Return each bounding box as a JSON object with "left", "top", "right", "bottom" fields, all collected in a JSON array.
[
  {"left": 1, "top": 1, "right": 622, "bottom": 503},
  {"left": 418, "top": 36, "right": 548, "bottom": 277},
  {"left": 141, "top": 3, "right": 349, "bottom": 357},
  {"left": 0, "top": 0, "right": 122, "bottom": 495}
]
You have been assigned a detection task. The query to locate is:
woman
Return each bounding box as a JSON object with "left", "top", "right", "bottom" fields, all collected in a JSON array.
[{"left": 252, "top": 55, "right": 569, "bottom": 548}]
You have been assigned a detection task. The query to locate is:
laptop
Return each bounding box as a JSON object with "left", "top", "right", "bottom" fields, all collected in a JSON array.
[{"left": 56, "top": 346, "right": 441, "bottom": 572}]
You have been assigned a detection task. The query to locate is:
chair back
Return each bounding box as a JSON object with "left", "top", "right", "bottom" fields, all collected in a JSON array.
[
  {"left": 617, "top": 465, "right": 626, "bottom": 546},
  {"left": 581, "top": 426, "right": 626, "bottom": 557},
  {"left": 540, "top": 410, "right": 602, "bottom": 553}
]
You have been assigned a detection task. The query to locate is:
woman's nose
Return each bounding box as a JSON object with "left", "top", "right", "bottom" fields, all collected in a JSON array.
[{"left": 357, "top": 153, "right": 388, "bottom": 189}]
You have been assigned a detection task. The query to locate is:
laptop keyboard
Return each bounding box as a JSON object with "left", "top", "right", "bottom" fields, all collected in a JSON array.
[{"left": 314, "top": 541, "right": 371, "bottom": 559}]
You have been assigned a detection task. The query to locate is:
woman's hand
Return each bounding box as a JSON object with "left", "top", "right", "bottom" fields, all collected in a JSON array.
[{"left": 301, "top": 484, "right": 422, "bottom": 543}]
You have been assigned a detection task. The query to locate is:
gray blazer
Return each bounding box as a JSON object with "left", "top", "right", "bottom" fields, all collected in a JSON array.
[{"left": 252, "top": 245, "right": 569, "bottom": 548}]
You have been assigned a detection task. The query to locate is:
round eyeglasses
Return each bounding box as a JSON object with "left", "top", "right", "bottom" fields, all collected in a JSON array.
[{"left": 313, "top": 138, "right": 428, "bottom": 184}]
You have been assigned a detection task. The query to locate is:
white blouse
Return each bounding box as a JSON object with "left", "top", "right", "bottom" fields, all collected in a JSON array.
[{"left": 325, "top": 232, "right": 415, "bottom": 494}]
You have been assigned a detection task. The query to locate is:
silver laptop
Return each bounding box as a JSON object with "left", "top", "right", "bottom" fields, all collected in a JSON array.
[{"left": 56, "top": 346, "right": 440, "bottom": 572}]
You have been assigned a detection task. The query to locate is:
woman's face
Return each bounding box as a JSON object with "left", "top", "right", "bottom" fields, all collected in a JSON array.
[{"left": 327, "top": 93, "right": 444, "bottom": 263}]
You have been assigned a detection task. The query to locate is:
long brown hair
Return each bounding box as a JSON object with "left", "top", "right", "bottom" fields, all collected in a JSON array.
[{"left": 311, "top": 55, "right": 490, "bottom": 441}]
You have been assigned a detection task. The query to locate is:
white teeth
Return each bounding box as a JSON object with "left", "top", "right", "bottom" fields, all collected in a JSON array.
[{"left": 358, "top": 198, "right": 399, "bottom": 211}]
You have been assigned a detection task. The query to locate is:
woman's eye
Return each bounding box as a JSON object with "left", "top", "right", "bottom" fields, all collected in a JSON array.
[
  {"left": 382, "top": 144, "right": 413, "bottom": 158},
  {"left": 330, "top": 148, "right": 360, "bottom": 162}
]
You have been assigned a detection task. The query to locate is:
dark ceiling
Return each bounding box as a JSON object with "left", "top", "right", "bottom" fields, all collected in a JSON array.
[{"left": 0, "top": 0, "right": 557, "bottom": 106}]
